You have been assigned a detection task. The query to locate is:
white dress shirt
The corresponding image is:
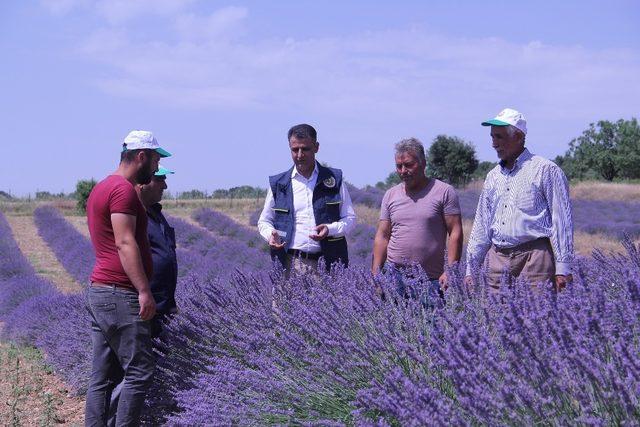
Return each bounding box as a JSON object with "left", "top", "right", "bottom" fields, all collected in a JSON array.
[
  {"left": 466, "top": 148, "right": 574, "bottom": 276},
  {"left": 257, "top": 165, "right": 356, "bottom": 253}
]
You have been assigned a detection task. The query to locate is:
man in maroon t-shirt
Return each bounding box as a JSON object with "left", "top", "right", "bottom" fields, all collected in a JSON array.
[{"left": 85, "top": 130, "right": 171, "bottom": 426}]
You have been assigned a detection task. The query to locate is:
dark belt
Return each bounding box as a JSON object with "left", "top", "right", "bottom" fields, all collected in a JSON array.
[
  {"left": 493, "top": 237, "right": 550, "bottom": 255},
  {"left": 287, "top": 249, "right": 321, "bottom": 260},
  {"left": 90, "top": 282, "right": 137, "bottom": 292}
]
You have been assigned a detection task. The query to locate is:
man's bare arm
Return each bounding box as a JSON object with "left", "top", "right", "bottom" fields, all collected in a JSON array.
[
  {"left": 372, "top": 220, "right": 392, "bottom": 275},
  {"left": 444, "top": 214, "right": 463, "bottom": 265},
  {"left": 112, "top": 213, "right": 156, "bottom": 320}
]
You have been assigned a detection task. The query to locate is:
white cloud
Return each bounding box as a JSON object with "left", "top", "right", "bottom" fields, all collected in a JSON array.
[
  {"left": 75, "top": 23, "right": 639, "bottom": 127},
  {"left": 174, "top": 6, "right": 248, "bottom": 41},
  {"left": 41, "top": 0, "right": 195, "bottom": 23},
  {"left": 40, "top": 0, "right": 89, "bottom": 15},
  {"left": 95, "top": 0, "right": 195, "bottom": 25}
]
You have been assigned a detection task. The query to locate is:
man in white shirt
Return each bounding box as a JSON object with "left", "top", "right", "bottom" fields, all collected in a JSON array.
[
  {"left": 465, "top": 108, "right": 574, "bottom": 291},
  {"left": 258, "top": 124, "right": 356, "bottom": 274}
]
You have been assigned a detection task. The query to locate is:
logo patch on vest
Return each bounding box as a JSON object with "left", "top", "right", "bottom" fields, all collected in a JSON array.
[{"left": 323, "top": 177, "right": 336, "bottom": 188}]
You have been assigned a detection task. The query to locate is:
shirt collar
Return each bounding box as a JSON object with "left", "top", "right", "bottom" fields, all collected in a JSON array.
[
  {"left": 500, "top": 147, "right": 532, "bottom": 172},
  {"left": 147, "top": 202, "right": 163, "bottom": 219},
  {"left": 291, "top": 163, "right": 319, "bottom": 181}
]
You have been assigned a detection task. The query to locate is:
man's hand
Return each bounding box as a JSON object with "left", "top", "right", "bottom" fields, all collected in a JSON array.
[
  {"left": 438, "top": 272, "right": 449, "bottom": 291},
  {"left": 138, "top": 290, "right": 156, "bottom": 321},
  {"left": 309, "top": 224, "right": 329, "bottom": 241},
  {"left": 269, "top": 230, "right": 286, "bottom": 249},
  {"left": 554, "top": 274, "right": 572, "bottom": 292}
]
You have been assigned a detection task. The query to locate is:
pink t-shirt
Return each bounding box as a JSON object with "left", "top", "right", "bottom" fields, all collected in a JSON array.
[
  {"left": 87, "top": 175, "right": 152, "bottom": 288},
  {"left": 380, "top": 179, "right": 461, "bottom": 279}
]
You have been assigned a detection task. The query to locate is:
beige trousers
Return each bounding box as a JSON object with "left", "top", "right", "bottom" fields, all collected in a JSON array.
[
  {"left": 486, "top": 238, "right": 555, "bottom": 290},
  {"left": 284, "top": 254, "right": 319, "bottom": 279}
]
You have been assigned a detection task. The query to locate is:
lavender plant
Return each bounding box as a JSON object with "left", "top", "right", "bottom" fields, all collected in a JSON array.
[
  {"left": 33, "top": 206, "right": 94, "bottom": 284},
  {"left": 193, "top": 208, "right": 266, "bottom": 251}
]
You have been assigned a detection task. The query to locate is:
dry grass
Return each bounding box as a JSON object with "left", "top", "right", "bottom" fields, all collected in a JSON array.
[
  {"left": 570, "top": 181, "right": 640, "bottom": 201},
  {"left": 5, "top": 216, "right": 83, "bottom": 293},
  {"left": 161, "top": 198, "right": 263, "bottom": 224},
  {"left": 0, "top": 341, "right": 84, "bottom": 426}
]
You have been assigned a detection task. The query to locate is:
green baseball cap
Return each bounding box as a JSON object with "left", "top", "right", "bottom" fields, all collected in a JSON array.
[{"left": 155, "top": 165, "right": 175, "bottom": 176}]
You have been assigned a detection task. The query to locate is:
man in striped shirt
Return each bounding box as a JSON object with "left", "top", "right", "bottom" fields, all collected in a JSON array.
[{"left": 465, "top": 108, "right": 574, "bottom": 291}]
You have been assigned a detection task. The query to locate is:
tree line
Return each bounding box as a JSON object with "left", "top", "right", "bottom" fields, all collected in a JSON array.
[{"left": 9, "top": 117, "right": 635, "bottom": 212}]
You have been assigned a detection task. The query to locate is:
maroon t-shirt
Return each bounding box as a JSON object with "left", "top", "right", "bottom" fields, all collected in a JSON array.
[{"left": 87, "top": 175, "right": 152, "bottom": 288}]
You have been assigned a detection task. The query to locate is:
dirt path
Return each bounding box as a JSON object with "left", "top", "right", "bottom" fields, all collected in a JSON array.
[
  {"left": 0, "top": 340, "right": 85, "bottom": 426},
  {"left": 5, "top": 216, "right": 83, "bottom": 294}
]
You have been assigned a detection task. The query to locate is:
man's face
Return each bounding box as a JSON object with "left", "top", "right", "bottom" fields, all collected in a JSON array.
[
  {"left": 141, "top": 176, "right": 167, "bottom": 206},
  {"left": 490, "top": 126, "right": 523, "bottom": 162},
  {"left": 395, "top": 151, "right": 425, "bottom": 185},
  {"left": 136, "top": 150, "right": 160, "bottom": 185},
  {"left": 289, "top": 137, "right": 318, "bottom": 173}
]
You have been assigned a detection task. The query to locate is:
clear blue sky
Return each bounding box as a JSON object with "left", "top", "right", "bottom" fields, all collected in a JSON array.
[{"left": 2, "top": 0, "right": 639, "bottom": 196}]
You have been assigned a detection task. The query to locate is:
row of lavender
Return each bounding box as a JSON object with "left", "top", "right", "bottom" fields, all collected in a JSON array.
[
  {"left": 4, "top": 207, "right": 640, "bottom": 424},
  {"left": 0, "top": 211, "right": 91, "bottom": 392},
  {"left": 160, "top": 208, "right": 640, "bottom": 424}
]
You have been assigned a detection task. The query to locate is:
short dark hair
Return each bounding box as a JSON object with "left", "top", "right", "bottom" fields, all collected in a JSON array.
[
  {"left": 287, "top": 124, "right": 317, "bottom": 143},
  {"left": 120, "top": 145, "right": 143, "bottom": 163}
]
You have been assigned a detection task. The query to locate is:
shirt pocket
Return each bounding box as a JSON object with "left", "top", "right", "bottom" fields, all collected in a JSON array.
[
  {"left": 325, "top": 199, "right": 342, "bottom": 216},
  {"left": 517, "top": 188, "right": 538, "bottom": 213}
]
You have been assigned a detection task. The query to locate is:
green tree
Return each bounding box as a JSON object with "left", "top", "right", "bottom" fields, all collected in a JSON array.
[
  {"left": 178, "top": 189, "right": 208, "bottom": 199},
  {"left": 375, "top": 171, "right": 402, "bottom": 190},
  {"left": 76, "top": 179, "right": 97, "bottom": 213},
  {"left": 558, "top": 118, "right": 640, "bottom": 181},
  {"left": 470, "top": 161, "right": 497, "bottom": 180},
  {"left": 426, "top": 135, "right": 479, "bottom": 187}
]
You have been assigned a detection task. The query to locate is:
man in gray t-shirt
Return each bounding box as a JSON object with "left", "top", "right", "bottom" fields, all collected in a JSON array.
[{"left": 372, "top": 138, "right": 463, "bottom": 304}]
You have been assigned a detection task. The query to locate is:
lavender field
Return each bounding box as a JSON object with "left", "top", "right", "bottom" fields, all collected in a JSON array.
[{"left": 1, "top": 182, "right": 640, "bottom": 425}]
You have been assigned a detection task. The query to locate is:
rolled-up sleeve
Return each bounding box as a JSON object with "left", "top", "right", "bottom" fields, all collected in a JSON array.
[
  {"left": 257, "top": 187, "right": 276, "bottom": 242},
  {"left": 541, "top": 165, "right": 574, "bottom": 275},
  {"left": 325, "top": 182, "right": 356, "bottom": 237}
]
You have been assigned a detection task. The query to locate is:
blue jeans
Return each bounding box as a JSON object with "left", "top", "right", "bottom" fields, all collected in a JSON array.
[
  {"left": 384, "top": 262, "right": 444, "bottom": 310},
  {"left": 85, "top": 285, "right": 155, "bottom": 427}
]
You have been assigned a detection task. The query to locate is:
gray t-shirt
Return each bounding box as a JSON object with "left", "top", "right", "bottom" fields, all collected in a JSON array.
[{"left": 380, "top": 179, "right": 461, "bottom": 279}]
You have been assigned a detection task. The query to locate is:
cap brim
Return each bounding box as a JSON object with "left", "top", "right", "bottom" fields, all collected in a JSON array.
[
  {"left": 155, "top": 166, "right": 175, "bottom": 176},
  {"left": 155, "top": 147, "right": 172, "bottom": 158},
  {"left": 481, "top": 119, "right": 510, "bottom": 127}
]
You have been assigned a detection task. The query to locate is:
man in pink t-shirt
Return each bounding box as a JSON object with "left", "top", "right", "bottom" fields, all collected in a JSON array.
[
  {"left": 372, "top": 138, "right": 463, "bottom": 307},
  {"left": 85, "top": 130, "right": 170, "bottom": 426}
]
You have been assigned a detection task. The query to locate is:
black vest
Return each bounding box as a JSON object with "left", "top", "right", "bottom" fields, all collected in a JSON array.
[{"left": 268, "top": 163, "right": 349, "bottom": 269}]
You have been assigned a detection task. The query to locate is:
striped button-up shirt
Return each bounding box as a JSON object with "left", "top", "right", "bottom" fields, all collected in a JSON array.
[{"left": 466, "top": 148, "right": 574, "bottom": 276}]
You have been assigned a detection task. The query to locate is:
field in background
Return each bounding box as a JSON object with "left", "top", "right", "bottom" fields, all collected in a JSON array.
[{"left": 0, "top": 180, "right": 639, "bottom": 424}]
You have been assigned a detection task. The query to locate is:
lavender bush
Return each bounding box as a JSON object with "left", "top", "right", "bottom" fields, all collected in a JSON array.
[
  {"left": 192, "top": 208, "right": 266, "bottom": 251},
  {"left": 0, "top": 211, "right": 92, "bottom": 393},
  {"left": 3, "top": 206, "right": 640, "bottom": 425},
  {"left": 346, "top": 183, "right": 385, "bottom": 209},
  {"left": 161, "top": 242, "right": 640, "bottom": 425},
  {"left": 34, "top": 206, "right": 94, "bottom": 284}
]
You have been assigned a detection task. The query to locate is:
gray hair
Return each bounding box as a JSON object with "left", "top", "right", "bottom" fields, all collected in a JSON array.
[
  {"left": 506, "top": 125, "right": 526, "bottom": 144},
  {"left": 395, "top": 138, "right": 426, "bottom": 164}
]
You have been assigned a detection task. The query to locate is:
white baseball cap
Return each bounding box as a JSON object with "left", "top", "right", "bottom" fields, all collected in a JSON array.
[
  {"left": 122, "top": 130, "right": 172, "bottom": 157},
  {"left": 481, "top": 108, "right": 527, "bottom": 135}
]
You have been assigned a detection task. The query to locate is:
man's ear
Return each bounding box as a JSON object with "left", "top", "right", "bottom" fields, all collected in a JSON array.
[
  {"left": 314, "top": 141, "right": 320, "bottom": 153},
  {"left": 136, "top": 149, "right": 148, "bottom": 164}
]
